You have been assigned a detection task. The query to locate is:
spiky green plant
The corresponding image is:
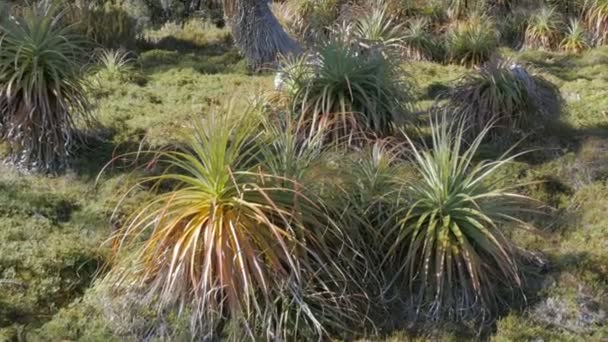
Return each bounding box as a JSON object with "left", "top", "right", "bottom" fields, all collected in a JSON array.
[
  {"left": 402, "top": 17, "right": 436, "bottom": 61},
  {"left": 583, "top": 0, "right": 608, "bottom": 45},
  {"left": 524, "top": 7, "right": 562, "bottom": 50},
  {"left": 104, "top": 108, "right": 365, "bottom": 340},
  {"left": 447, "top": 16, "right": 499, "bottom": 66},
  {"left": 281, "top": 39, "right": 415, "bottom": 138},
  {"left": 0, "top": 3, "right": 92, "bottom": 172},
  {"left": 560, "top": 19, "right": 590, "bottom": 53},
  {"left": 94, "top": 48, "right": 136, "bottom": 81},
  {"left": 352, "top": 4, "right": 405, "bottom": 51},
  {"left": 437, "top": 58, "right": 562, "bottom": 141},
  {"left": 384, "top": 115, "right": 535, "bottom": 322}
]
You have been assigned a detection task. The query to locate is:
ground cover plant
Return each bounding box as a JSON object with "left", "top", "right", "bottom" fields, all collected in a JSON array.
[{"left": 1, "top": 1, "right": 608, "bottom": 341}]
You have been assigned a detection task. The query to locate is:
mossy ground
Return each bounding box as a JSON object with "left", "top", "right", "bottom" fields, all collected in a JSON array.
[{"left": 1, "top": 23, "right": 607, "bottom": 341}]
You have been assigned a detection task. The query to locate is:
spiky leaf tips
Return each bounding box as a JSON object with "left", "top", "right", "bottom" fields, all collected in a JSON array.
[
  {"left": 0, "top": 2, "right": 92, "bottom": 172},
  {"left": 384, "top": 115, "right": 535, "bottom": 322},
  {"left": 437, "top": 58, "right": 562, "bottom": 141},
  {"left": 105, "top": 108, "right": 366, "bottom": 340}
]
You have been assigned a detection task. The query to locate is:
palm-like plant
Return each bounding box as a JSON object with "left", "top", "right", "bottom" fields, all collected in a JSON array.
[
  {"left": 524, "top": 7, "right": 562, "bottom": 50},
  {"left": 384, "top": 115, "right": 535, "bottom": 322},
  {"left": 0, "top": 3, "right": 91, "bottom": 172},
  {"left": 280, "top": 39, "right": 415, "bottom": 138},
  {"left": 402, "top": 17, "right": 436, "bottom": 61},
  {"left": 437, "top": 58, "right": 562, "bottom": 141},
  {"left": 583, "top": 0, "right": 608, "bottom": 45},
  {"left": 105, "top": 109, "right": 363, "bottom": 339},
  {"left": 447, "top": 16, "right": 499, "bottom": 66},
  {"left": 560, "top": 19, "right": 590, "bottom": 53}
]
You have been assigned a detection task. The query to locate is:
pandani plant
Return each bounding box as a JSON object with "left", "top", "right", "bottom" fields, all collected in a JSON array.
[
  {"left": 383, "top": 114, "right": 540, "bottom": 322},
  {"left": 524, "top": 6, "right": 562, "bottom": 50},
  {"left": 0, "top": 2, "right": 92, "bottom": 172},
  {"left": 436, "top": 58, "right": 562, "bottom": 141},
  {"left": 102, "top": 107, "right": 368, "bottom": 340},
  {"left": 277, "top": 37, "right": 415, "bottom": 139},
  {"left": 560, "top": 19, "right": 590, "bottom": 53}
]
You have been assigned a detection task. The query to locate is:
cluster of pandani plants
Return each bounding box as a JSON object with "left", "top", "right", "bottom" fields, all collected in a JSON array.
[
  {"left": 273, "top": 0, "right": 608, "bottom": 63},
  {"left": 0, "top": 1, "right": 567, "bottom": 340},
  {"left": 100, "top": 21, "right": 563, "bottom": 342}
]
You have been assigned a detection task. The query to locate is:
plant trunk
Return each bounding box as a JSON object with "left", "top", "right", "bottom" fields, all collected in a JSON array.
[{"left": 224, "top": 0, "right": 301, "bottom": 70}]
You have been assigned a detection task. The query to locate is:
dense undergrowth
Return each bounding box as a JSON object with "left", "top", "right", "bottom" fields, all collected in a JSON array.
[{"left": 1, "top": 3, "right": 608, "bottom": 342}]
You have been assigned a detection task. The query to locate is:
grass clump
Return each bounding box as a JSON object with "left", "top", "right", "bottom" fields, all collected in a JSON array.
[
  {"left": 437, "top": 58, "right": 562, "bottom": 141},
  {"left": 384, "top": 116, "right": 537, "bottom": 322},
  {"left": 446, "top": 15, "right": 498, "bottom": 66},
  {"left": 0, "top": 3, "right": 93, "bottom": 172},
  {"left": 103, "top": 108, "right": 365, "bottom": 340},
  {"left": 524, "top": 7, "right": 562, "bottom": 50},
  {"left": 277, "top": 38, "right": 415, "bottom": 138}
]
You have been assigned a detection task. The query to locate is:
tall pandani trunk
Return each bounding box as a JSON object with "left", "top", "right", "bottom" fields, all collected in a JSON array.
[{"left": 223, "top": 0, "right": 301, "bottom": 70}]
